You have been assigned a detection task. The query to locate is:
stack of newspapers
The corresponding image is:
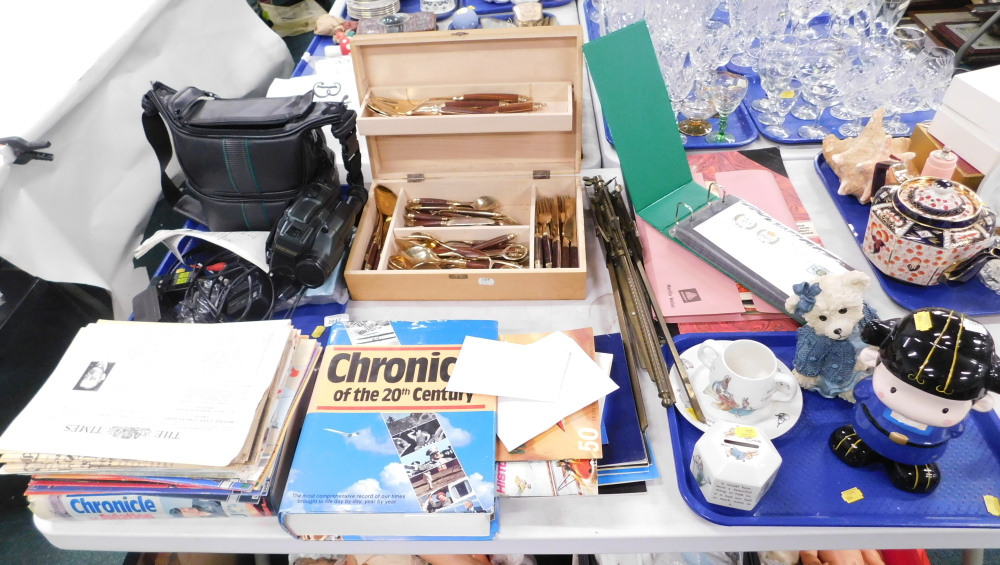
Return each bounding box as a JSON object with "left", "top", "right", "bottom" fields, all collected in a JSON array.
[{"left": 0, "top": 320, "right": 321, "bottom": 521}]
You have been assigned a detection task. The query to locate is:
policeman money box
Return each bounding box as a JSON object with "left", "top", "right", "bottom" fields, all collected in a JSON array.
[{"left": 830, "top": 307, "right": 1000, "bottom": 493}]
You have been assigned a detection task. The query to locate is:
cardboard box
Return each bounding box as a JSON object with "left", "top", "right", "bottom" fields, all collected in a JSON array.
[
  {"left": 909, "top": 122, "right": 984, "bottom": 190},
  {"left": 928, "top": 105, "right": 1000, "bottom": 174},
  {"left": 941, "top": 65, "right": 1000, "bottom": 138},
  {"left": 344, "top": 28, "right": 586, "bottom": 301}
]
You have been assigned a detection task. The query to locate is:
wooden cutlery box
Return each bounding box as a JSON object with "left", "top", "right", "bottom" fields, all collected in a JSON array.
[{"left": 344, "top": 27, "right": 587, "bottom": 301}]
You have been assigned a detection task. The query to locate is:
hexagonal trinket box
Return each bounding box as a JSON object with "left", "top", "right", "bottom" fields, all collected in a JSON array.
[{"left": 689, "top": 421, "right": 782, "bottom": 511}]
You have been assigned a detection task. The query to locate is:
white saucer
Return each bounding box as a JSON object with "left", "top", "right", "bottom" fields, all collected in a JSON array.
[{"left": 668, "top": 340, "right": 803, "bottom": 439}]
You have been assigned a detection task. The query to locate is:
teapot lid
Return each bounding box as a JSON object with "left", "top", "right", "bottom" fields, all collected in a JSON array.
[{"left": 893, "top": 177, "right": 984, "bottom": 229}]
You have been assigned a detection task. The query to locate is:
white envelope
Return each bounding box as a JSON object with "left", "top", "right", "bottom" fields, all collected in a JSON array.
[
  {"left": 497, "top": 332, "right": 619, "bottom": 451},
  {"left": 445, "top": 336, "right": 570, "bottom": 402}
]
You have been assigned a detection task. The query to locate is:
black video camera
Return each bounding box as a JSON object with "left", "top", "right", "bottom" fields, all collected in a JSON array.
[{"left": 267, "top": 180, "right": 367, "bottom": 298}]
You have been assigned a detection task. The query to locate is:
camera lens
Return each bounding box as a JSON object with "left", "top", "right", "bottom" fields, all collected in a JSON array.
[{"left": 294, "top": 257, "right": 330, "bottom": 289}]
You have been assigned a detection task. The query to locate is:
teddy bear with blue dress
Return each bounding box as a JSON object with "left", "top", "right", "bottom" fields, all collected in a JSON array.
[
  {"left": 785, "top": 271, "right": 878, "bottom": 403},
  {"left": 829, "top": 307, "right": 1000, "bottom": 493}
]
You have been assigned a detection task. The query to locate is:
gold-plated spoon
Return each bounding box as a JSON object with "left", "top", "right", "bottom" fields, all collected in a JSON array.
[
  {"left": 397, "top": 234, "right": 495, "bottom": 260},
  {"left": 404, "top": 246, "right": 491, "bottom": 269},
  {"left": 363, "top": 185, "right": 398, "bottom": 270},
  {"left": 388, "top": 255, "right": 441, "bottom": 270}
]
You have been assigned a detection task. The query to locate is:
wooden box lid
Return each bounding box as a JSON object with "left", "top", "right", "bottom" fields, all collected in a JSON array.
[{"left": 350, "top": 26, "right": 584, "bottom": 180}]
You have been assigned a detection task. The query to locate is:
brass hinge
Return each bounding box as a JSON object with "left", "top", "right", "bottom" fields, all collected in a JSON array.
[
  {"left": 407, "top": 173, "right": 425, "bottom": 182},
  {"left": 532, "top": 170, "right": 551, "bottom": 179}
]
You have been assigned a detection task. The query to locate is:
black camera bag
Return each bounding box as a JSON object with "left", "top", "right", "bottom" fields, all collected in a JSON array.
[{"left": 141, "top": 82, "right": 364, "bottom": 231}]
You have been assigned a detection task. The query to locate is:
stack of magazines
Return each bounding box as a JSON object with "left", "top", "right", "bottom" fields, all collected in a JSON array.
[
  {"left": 0, "top": 320, "right": 321, "bottom": 521},
  {"left": 493, "top": 331, "right": 657, "bottom": 497}
]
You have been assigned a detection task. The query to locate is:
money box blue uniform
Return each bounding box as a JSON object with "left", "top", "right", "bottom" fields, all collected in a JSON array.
[{"left": 830, "top": 307, "right": 1000, "bottom": 493}]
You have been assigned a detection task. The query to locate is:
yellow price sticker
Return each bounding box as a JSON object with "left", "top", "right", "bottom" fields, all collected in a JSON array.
[
  {"left": 311, "top": 326, "right": 326, "bottom": 339},
  {"left": 734, "top": 427, "right": 757, "bottom": 439},
  {"left": 985, "top": 495, "right": 1000, "bottom": 516},
  {"left": 914, "top": 311, "right": 933, "bottom": 331},
  {"left": 779, "top": 90, "right": 796, "bottom": 99},
  {"left": 841, "top": 487, "right": 864, "bottom": 503}
]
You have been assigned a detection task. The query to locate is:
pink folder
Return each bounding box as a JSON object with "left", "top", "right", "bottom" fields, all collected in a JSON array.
[{"left": 638, "top": 169, "right": 795, "bottom": 323}]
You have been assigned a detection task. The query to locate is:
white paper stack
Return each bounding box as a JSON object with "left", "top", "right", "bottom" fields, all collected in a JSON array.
[
  {"left": 0, "top": 320, "right": 307, "bottom": 474},
  {"left": 446, "top": 332, "right": 619, "bottom": 452}
]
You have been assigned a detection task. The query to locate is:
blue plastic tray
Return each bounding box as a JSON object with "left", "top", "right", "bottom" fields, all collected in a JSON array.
[
  {"left": 464, "top": 0, "right": 571, "bottom": 16},
  {"left": 292, "top": 35, "right": 336, "bottom": 77},
  {"left": 343, "top": 0, "right": 459, "bottom": 22},
  {"left": 599, "top": 105, "right": 757, "bottom": 150},
  {"left": 449, "top": 10, "right": 555, "bottom": 30},
  {"left": 599, "top": 104, "right": 757, "bottom": 150},
  {"left": 150, "top": 223, "right": 347, "bottom": 342},
  {"left": 666, "top": 331, "right": 1000, "bottom": 528},
  {"left": 814, "top": 153, "right": 1000, "bottom": 316},
  {"left": 582, "top": 0, "right": 757, "bottom": 151},
  {"left": 341, "top": 0, "right": 571, "bottom": 22},
  {"left": 740, "top": 69, "right": 936, "bottom": 145}
]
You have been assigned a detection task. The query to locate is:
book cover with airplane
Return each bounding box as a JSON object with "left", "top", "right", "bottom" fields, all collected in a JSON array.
[{"left": 279, "top": 340, "right": 497, "bottom": 539}]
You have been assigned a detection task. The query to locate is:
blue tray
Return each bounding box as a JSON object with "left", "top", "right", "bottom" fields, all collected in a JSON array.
[
  {"left": 740, "top": 69, "right": 936, "bottom": 145},
  {"left": 598, "top": 104, "right": 757, "bottom": 150},
  {"left": 465, "top": 0, "right": 571, "bottom": 16},
  {"left": 582, "top": 0, "right": 757, "bottom": 150},
  {"left": 292, "top": 35, "right": 336, "bottom": 77},
  {"left": 149, "top": 219, "right": 347, "bottom": 341},
  {"left": 814, "top": 153, "right": 1000, "bottom": 316},
  {"left": 666, "top": 332, "right": 1000, "bottom": 528},
  {"left": 449, "top": 10, "right": 555, "bottom": 30},
  {"left": 343, "top": 0, "right": 460, "bottom": 22},
  {"left": 341, "top": 0, "right": 571, "bottom": 22}
]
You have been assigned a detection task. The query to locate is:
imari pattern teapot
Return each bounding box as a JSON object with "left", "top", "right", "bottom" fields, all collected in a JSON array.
[{"left": 862, "top": 161, "right": 997, "bottom": 286}]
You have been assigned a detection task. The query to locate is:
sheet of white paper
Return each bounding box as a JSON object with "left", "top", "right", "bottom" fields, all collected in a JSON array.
[
  {"left": 267, "top": 64, "right": 362, "bottom": 114},
  {"left": 0, "top": 320, "right": 294, "bottom": 467},
  {"left": 134, "top": 230, "right": 270, "bottom": 272},
  {"left": 497, "top": 332, "right": 620, "bottom": 451},
  {"left": 446, "top": 336, "right": 569, "bottom": 402}
]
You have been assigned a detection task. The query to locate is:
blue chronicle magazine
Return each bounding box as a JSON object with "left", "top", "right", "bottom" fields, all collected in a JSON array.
[{"left": 279, "top": 320, "right": 499, "bottom": 540}]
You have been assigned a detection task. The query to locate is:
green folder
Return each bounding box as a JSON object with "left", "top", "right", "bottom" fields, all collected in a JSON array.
[{"left": 582, "top": 22, "right": 714, "bottom": 233}]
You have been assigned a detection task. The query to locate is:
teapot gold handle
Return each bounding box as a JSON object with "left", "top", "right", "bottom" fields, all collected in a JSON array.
[{"left": 872, "top": 160, "right": 910, "bottom": 198}]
